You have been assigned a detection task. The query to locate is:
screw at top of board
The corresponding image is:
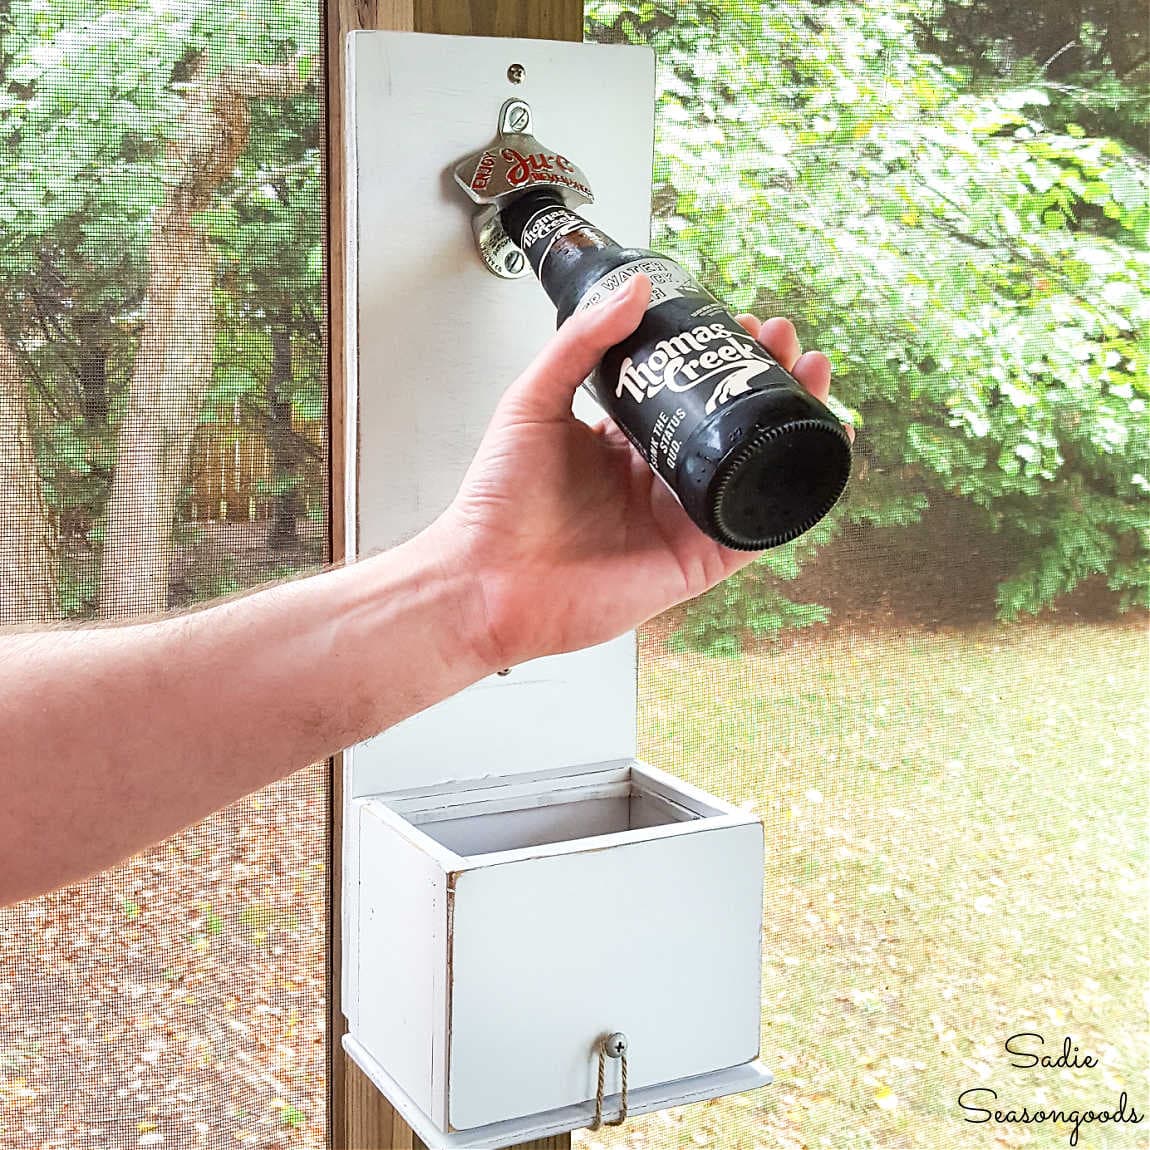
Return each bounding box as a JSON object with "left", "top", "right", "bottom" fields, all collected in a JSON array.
[{"left": 507, "top": 63, "right": 526, "bottom": 85}]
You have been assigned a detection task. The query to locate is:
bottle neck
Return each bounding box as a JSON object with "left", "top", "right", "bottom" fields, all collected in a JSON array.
[{"left": 499, "top": 189, "right": 625, "bottom": 316}]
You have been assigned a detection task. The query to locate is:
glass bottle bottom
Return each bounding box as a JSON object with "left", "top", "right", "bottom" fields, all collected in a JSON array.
[{"left": 708, "top": 418, "right": 852, "bottom": 550}]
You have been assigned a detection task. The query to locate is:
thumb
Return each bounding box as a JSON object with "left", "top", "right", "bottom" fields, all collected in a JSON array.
[{"left": 506, "top": 274, "right": 651, "bottom": 420}]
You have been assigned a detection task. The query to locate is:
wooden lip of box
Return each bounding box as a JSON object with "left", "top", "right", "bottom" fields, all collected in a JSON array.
[{"left": 342, "top": 30, "right": 771, "bottom": 1150}]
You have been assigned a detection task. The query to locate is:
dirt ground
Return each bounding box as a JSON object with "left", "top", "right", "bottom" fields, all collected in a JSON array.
[{"left": 0, "top": 770, "right": 328, "bottom": 1150}]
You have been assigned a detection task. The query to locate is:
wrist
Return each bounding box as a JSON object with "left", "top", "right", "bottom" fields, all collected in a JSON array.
[
  {"left": 417, "top": 519, "right": 503, "bottom": 677},
  {"left": 357, "top": 519, "right": 502, "bottom": 685}
]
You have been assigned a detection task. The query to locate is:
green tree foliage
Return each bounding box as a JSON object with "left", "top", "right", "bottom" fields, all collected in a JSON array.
[
  {"left": 913, "top": 0, "right": 1148, "bottom": 150},
  {"left": 197, "top": 93, "right": 323, "bottom": 548},
  {"left": 588, "top": 0, "right": 1149, "bottom": 653},
  {"left": 0, "top": 1, "right": 321, "bottom": 617}
]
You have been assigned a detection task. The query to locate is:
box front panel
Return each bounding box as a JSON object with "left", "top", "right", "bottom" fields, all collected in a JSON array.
[{"left": 447, "top": 821, "right": 764, "bottom": 1130}]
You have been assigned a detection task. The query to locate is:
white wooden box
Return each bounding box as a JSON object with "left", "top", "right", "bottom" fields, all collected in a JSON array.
[
  {"left": 350, "top": 761, "right": 764, "bottom": 1141},
  {"left": 342, "top": 31, "right": 770, "bottom": 1149}
]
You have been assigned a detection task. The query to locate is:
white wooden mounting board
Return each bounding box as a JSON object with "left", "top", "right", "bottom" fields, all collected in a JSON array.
[
  {"left": 341, "top": 42, "right": 772, "bottom": 1148},
  {"left": 342, "top": 30, "right": 657, "bottom": 797}
]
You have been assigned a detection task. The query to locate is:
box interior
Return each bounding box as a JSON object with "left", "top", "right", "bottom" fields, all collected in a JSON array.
[{"left": 387, "top": 765, "right": 725, "bottom": 858}]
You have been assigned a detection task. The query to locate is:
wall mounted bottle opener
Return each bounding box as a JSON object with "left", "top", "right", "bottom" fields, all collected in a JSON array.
[{"left": 452, "top": 98, "right": 595, "bottom": 279}]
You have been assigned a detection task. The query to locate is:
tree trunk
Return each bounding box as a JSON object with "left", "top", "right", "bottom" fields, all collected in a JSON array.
[
  {"left": 0, "top": 332, "right": 59, "bottom": 625},
  {"left": 98, "top": 185, "right": 215, "bottom": 617},
  {"left": 75, "top": 310, "right": 110, "bottom": 430},
  {"left": 99, "top": 56, "right": 309, "bottom": 618},
  {"left": 267, "top": 321, "right": 301, "bottom": 550}
]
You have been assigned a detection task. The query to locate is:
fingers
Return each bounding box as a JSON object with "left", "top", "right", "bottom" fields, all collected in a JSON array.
[
  {"left": 756, "top": 317, "right": 802, "bottom": 371},
  {"left": 506, "top": 275, "right": 651, "bottom": 421},
  {"left": 735, "top": 313, "right": 761, "bottom": 339},
  {"left": 791, "top": 350, "right": 832, "bottom": 403},
  {"left": 750, "top": 316, "right": 855, "bottom": 442}
]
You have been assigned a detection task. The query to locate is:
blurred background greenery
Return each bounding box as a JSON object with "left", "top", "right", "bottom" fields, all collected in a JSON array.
[
  {"left": 1, "top": 0, "right": 1145, "bottom": 639},
  {"left": 589, "top": 0, "right": 1148, "bottom": 655}
]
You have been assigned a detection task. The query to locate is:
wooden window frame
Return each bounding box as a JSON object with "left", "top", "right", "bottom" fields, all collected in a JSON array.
[{"left": 323, "top": 2, "right": 582, "bottom": 1146}]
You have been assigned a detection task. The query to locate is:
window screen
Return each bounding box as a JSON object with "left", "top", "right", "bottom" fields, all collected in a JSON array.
[
  {"left": 0, "top": 2, "right": 327, "bottom": 1146},
  {"left": 581, "top": 2, "right": 1147, "bottom": 1148}
]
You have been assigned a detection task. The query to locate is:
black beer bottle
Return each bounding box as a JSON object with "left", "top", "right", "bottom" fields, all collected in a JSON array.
[{"left": 500, "top": 188, "right": 852, "bottom": 550}]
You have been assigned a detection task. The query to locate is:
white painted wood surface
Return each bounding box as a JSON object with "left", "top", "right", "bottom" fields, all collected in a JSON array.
[
  {"left": 342, "top": 31, "right": 656, "bottom": 1026},
  {"left": 352, "top": 762, "right": 765, "bottom": 1139},
  {"left": 343, "top": 31, "right": 654, "bottom": 797},
  {"left": 348, "top": 639, "right": 637, "bottom": 799},
  {"left": 447, "top": 817, "right": 765, "bottom": 1129},
  {"left": 344, "top": 1033, "right": 771, "bottom": 1150},
  {"left": 356, "top": 801, "right": 450, "bottom": 1125},
  {"left": 344, "top": 29, "right": 655, "bottom": 561},
  {"left": 340, "top": 33, "right": 771, "bottom": 1147}
]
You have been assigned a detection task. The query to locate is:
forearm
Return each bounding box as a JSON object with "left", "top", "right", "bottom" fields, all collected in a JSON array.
[{"left": 0, "top": 525, "right": 490, "bottom": 904}]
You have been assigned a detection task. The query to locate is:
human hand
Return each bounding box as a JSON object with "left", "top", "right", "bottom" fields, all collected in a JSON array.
[{"left": 429, "top": 274, "right": 851, "bottom": 670}]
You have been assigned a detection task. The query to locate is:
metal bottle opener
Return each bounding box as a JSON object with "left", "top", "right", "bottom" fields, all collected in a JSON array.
[{"left": 452, "top": 99, "right": 595, "bottom": 279}]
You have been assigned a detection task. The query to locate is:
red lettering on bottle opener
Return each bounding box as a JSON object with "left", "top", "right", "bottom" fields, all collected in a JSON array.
[
  {"left": 503, "top": 148, "right": 579, "bottom": 186},
  {"left": 497, "top": 149, "right": 591, "bottom": 198},
  {"left": 470, "top": 152, "right": 497, "bottom": 193}
]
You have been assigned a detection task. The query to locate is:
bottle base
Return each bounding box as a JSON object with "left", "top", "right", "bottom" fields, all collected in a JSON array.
[{"left": 708, "top": 417, "right": 852, "bottom": 551}]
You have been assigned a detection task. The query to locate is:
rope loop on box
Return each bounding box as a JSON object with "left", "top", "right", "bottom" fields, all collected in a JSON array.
[{"left": 589, "top": 1031, "right": 629, "bottom": 1130}]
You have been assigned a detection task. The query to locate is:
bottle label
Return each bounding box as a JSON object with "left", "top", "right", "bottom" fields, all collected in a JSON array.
[
  {"left": 518, "top": 204, "right": 613, "bottom": 276},
  {"left": 575, "top": 257, "right": 704, "bottom": 313},
  {"left": 594, "top": 298, "right": 788, "bottom": 485}
]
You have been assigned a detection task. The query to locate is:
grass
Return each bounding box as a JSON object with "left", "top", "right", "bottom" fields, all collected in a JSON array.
[{"left": 576, "top": 619, "right": 1148, "bottom": 1150}]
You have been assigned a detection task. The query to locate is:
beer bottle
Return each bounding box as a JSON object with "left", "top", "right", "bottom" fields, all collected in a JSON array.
[{"left": 500, "top": 187, "right": 852, "bottom": 550}]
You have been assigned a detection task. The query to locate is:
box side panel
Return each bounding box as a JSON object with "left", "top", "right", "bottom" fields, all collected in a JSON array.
[
  {"left": 342, "top": 750, "right": 360, "bottom": 1027},
  {"left": 447, "top": 820, "right": 764, "bottom": 1130},
  {"left": 354, "top": 800, "right": 449, "bottom": 1127}
]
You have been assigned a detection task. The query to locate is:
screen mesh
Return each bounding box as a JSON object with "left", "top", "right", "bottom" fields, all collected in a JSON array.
[
  {"left": 0, "top": 2, "right": 327, "bottom": 1146},
  {"left": 580, "top": 1, "right": 1148, "bottom": 1147}
]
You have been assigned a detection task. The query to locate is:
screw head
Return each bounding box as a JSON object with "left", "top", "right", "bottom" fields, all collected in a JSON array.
[
  {"left": 507, "top": 105, "right": 530, "bottom": 132},
  {"left": 604, "top": 1032, "right": 628, "bottom": 1058},
  {"left": 503, "top": 250, "right": 525, "bottom": 275},
  {"left": 507, "top": 63, "right": 526, "bottom": 84}
]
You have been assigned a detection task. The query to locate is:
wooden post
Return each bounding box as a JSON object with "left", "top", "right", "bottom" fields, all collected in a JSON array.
[{"left": 324, "top": 2, "right": 582, "bottom": 1147}]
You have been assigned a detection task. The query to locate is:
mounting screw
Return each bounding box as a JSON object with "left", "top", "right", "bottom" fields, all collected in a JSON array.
[
  {"left": 507, "top": 63, "right": 526, "bottom": 84},
  {"left": 496, "top": 667, "right": 512, "bottom": 677},
  {"left": 604, "top": 1032, "right": 628, "bottom": 1058},
  {"left": 503, "top": 250, "right": 525, "bottom": 275},
  {"left": 499, "top": 98, "right": 533, "bottom": 136}
]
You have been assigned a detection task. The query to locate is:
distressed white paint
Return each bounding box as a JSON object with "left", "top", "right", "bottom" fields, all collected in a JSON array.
[
  {"left": 342, "top": 27, "right": 655, "bottom": 1031},
  {"left": 353, "top": 762, "right": 765, "bottom": 1140},
  {"left": 349, "top": 639, "right": 638, "bottom": 800},
  {"left": 341, "top": 31, "right": 769, "bottom": 1148},
  {"left": 342, "top": 29, "right": 653, "bottom": 799},
  {"left": 447, "top": 814, "right": 764, "bottom": 1128},
  {"left": 343, "top": 30, "right": 655, "bottom": 566},
  {"left": 356, "top": 801, "right": 450, "bottom": 1123}
]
